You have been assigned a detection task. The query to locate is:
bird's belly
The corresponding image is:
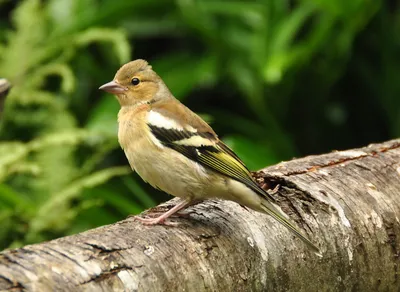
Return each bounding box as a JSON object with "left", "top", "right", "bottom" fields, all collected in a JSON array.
[{"left": 124, "top": 140, "right": 210, "bottom": 200}]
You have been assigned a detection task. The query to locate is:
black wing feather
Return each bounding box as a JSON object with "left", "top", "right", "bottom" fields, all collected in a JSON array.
[{"left": 149, "top": 125, "right": 275, "bottom": 201}]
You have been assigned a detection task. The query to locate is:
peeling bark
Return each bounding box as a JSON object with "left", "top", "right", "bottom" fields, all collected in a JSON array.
[{"left": 0, "top": 139, "right": 399, "bottom": 291}]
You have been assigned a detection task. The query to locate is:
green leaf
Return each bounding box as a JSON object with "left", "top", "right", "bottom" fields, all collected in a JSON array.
[
  {"left": 86, "top": 95, "right": 120, "bottom": 137},
  {"left": 153, "top": 54, "right": 218, "bottom": 99}
]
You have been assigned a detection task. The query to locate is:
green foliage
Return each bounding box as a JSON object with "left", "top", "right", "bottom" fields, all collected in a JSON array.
[
  {"left": 0, "top": 0, "right": 153, "bottom": 249},
  {"left": 0, "top": 0, "right": 398, "bottom": 249}
]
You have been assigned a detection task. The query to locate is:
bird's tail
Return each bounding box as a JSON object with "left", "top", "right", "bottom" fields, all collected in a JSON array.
[{"left": 260, "top": 199, "right": 322, "bottom": 257}]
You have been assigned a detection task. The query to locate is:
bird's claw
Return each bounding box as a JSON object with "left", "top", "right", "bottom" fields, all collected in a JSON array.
[{"left": 134, "top": 215, "right": 180, "bottom": 226}]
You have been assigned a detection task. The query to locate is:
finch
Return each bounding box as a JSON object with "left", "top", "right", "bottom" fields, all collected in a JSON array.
[{"left": 99, "top": 59, "right": 320, "bottom": 254}]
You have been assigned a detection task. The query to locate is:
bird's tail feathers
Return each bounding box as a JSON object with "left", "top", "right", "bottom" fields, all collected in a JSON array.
[{"left": 260, "top": 200, "right": 322, "bottom": 257}]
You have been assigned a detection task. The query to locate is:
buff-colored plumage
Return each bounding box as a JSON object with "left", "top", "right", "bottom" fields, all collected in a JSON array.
[{"left": 99, "top": 59, "right": 320, "bottom": 255}]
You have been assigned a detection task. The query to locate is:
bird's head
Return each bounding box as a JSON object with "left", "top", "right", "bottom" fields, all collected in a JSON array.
[{"left": 99, "top": 59, "right": 170, "bottom": 106}]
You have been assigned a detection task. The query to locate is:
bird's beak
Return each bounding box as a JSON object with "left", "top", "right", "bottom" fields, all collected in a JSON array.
[{"left": 99, "top": 81, "right": 127, "bottom": 94}]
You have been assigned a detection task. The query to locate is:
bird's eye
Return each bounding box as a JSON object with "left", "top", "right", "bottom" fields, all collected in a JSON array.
[{"left": 131, "top": 77, "right": 140, "bottom": 86}]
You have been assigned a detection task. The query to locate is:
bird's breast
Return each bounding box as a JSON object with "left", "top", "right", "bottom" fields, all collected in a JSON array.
[
  {"left": 117, "top": 106, "right": 148, "bottom": 150},
  {"left": 117, "top": 109, "right": 214, "bottom": 199}
]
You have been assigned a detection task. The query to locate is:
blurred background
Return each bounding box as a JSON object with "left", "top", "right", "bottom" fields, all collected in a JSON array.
[{"left": 0, "top": 0, "right": 398, "bottom": 250}]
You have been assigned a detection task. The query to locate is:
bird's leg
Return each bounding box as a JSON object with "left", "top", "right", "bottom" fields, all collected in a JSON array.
[
  {"left": 145, "top": 199, "right": 203, "bottom": 216},
  {"left": 135, "top": 199, "right": 194, "bottom": 225}
]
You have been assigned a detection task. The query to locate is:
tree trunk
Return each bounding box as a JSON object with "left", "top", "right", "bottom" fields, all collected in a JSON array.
[{"left": 1, "top": 139, "right": 399, "bottom": 291}]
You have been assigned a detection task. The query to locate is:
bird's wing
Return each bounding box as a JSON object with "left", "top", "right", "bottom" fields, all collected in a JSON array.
[{"left": 147, "top": 103, "right": 275, "bottom": 201}]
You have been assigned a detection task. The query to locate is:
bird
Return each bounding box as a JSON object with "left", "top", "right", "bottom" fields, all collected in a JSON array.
[{"left": 99, "top": 59, "right": 320, "bottom": 255}]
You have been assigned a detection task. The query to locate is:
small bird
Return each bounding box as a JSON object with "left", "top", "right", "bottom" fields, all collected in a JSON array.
[{"left": 99, "top": 59, "right": 320, "bottom": 254}]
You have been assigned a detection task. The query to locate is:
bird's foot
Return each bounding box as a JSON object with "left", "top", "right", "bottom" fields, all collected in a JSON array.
[
  {"left": 131, "top": 199, "right": 200, "bottom": 226},
  {"left": 134, "top": 215, "right": 179, "bottom": 226}
]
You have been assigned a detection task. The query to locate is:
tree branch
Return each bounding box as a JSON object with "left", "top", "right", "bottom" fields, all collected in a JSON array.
[{"left": 1, "top": 139, "right": 399, "bottom": 291}]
